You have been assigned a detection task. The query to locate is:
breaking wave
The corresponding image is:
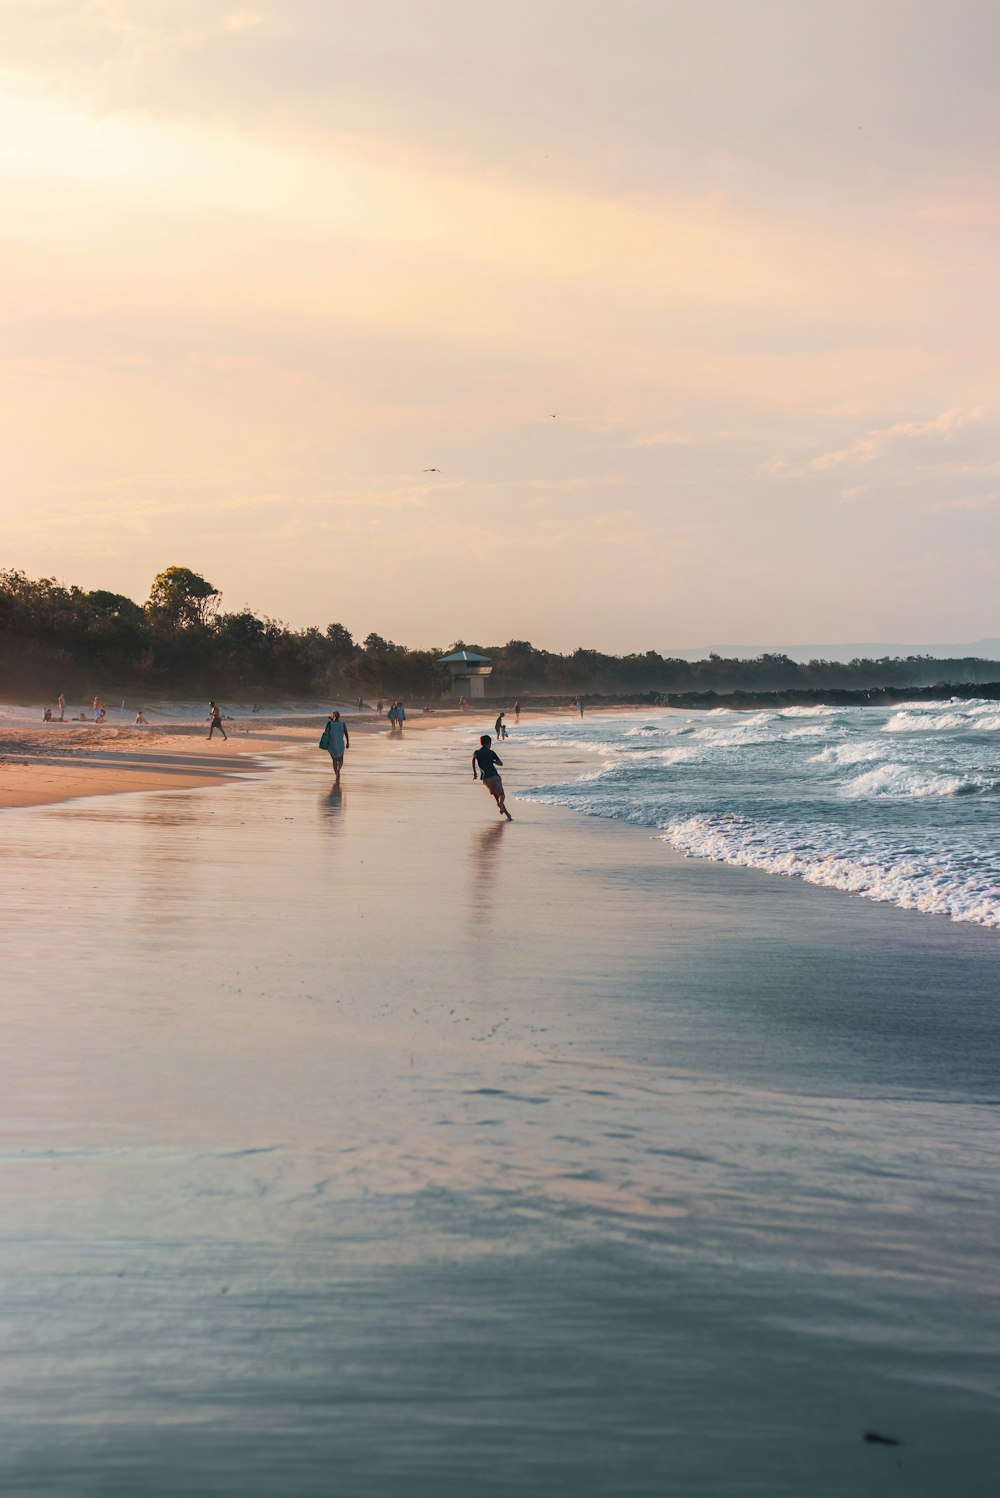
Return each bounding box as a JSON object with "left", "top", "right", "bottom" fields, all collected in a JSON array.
[{"left": 516, "top": 702, "right": 1000, "bottom": 930}]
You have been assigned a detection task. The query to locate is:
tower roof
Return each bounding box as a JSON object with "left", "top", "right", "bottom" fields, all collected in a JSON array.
[{"left": 437, "top": 650, "right": 492, "bottom": 665}]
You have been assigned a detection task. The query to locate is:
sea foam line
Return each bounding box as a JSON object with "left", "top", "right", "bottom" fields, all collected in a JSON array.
[{"left": 660, "top": 815, "right": 1000, "bottom": 929}]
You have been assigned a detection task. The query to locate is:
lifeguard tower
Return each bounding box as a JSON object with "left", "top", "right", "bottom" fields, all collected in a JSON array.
[{"left": 437, "top": 649, "right": 493, "bottom": 701}]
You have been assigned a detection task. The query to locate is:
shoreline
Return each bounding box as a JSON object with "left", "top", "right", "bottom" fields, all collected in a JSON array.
[{"left": 0, "top": 702, "right": 618, "bottom": 813}]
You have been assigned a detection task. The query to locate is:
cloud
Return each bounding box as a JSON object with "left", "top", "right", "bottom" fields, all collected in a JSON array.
[
  {"left": 810, "top": 407, "right": 985, "bottom": 471},
  {"left": 222, "top": 12, "right": 264, "bottom": 33},
  {"left": 923, "top": 492, "right": 1000, "bottom": 514},
  {"left": 632, "top": 432, "right": 694, "bottom": 449}
]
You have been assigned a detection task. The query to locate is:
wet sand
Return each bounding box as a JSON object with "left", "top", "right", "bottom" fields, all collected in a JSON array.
[{"left": 1, "top": 724, "right": 998, "bottom": 1495}]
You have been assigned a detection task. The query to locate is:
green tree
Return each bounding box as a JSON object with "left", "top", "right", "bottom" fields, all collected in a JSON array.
[
  {"left": 325, "top": 622, "right": 355, "bottom": 655},
  {"left": 145, "top": 566, "right": 220, "bottom": 629}
]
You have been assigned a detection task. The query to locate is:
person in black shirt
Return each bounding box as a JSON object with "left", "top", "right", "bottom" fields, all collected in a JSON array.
[{"left": 472, "top": 735, "right": 512, "bottom": 819}]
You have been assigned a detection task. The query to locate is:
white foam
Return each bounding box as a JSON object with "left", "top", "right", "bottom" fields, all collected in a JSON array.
[
  {"left": 809, "top": 740, "right": 885, "bottom": 767},
  {"left": 656, "top": 746, "right": 699, "bottom": 765},
  {"left": 885, "top": 710, "right": 970, "bottom": 733},
  {"left": 841, "top": 763, "right": 975, "bottom": 799},
  {"left": 691, "top": 712, "right": 779, "bottom": 747},
  {"left": 661, "top": 815, "right": 1000, "bottom": 929},
  {"left": 883, "top": 698, "right": 1000, "bottom": 733}
]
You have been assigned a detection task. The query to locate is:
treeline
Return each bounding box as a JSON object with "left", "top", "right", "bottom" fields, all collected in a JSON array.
[
  {"left": 0, "top": 567, "right": 447, "bottom": 700},
  {"left": 2, "top": 565, "right": 999, "bottom": 701}
]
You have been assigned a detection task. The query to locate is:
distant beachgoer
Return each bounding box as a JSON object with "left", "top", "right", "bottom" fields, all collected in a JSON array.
[
  {"left": 579, "top": 699, "right": 585, "bottom": 717},
  {"left": 396, "top": 701, "right": 406, "bottom": 728},
  {"left": 135, "top": 710, "right": 149, "bottom": 725},
  {"left": 376, "top": 698, "right": 384, "bottom": 716},
  {"left": 251, "top": 702, "right": 260, "bottom": 714},
  {"left": 77, "top": 711, "right": 87, "bottom": 721},
  {"left": 320, "top": 709, "right": 349, "bottom": 784},
  {"left": 513, "top": 700, "right": 520, "bottom": 724},
  {"left": 57, "top": 693, "right": 65, "bottom": 721},
  {"left": 207, "top": 701, "right": 227, "bottom": 740},
  {"left": 472, "top": 734, "right": 512, "bottom": 820},
  {"left": 387, "top": 702, "right": 397, "bottom": 728},
  {"left": 93, "top": 696, "right": 105, "bottom": 722},
  {"left": 357, "top": 696, "right": 364, "bottom": 713},
  {"left": 43, "top": 707, "right": 52, "bottom": 722}
]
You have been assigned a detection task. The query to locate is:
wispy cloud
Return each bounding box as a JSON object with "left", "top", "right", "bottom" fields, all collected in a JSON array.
[
  {"left": 632, "top": 431, "right": 694, "bottom": 449},
  {"left": 810, "top": 407, "right": 984, "bottom": 471}
]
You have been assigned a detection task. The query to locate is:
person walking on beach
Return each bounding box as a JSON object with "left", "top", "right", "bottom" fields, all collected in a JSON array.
[
  {"left": 472, "top": 734, "right": 512, "bottom": 819},
  {"left": 513, "top": 700, "right": 520, "bottom": 724},
  {"left": 207, "top": 701, "right": 227, "bottom": 740},
  {"left": 578, "top": 699, "right": 585, "bottom": 717},
  {"left": 494, "top": 711, "right": 508, "bottom": 740},
  {"left": 320, "top": 710, "right": 349, "bottom": 784},
  {"left": 57, "top": 693, "right": 65, "bottom": 722},
  {"left": 387, "top": 702, "right": 398, "bottom": 729},
  {"left": 396, "top": 701, "right": 406, "bottom": 728}
]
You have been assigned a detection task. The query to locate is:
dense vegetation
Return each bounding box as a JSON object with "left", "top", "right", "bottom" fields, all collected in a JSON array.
[{"left": 2, "top": 565, "right": 998, "bottom": 703}]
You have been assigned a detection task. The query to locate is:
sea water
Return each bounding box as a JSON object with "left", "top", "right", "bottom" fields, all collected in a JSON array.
[
  {"left": 516, "top": 700, "right": 1000, "bottom": 928},
  {"left": 1, "top": 734, "right": 999, "bottom": 1496}
]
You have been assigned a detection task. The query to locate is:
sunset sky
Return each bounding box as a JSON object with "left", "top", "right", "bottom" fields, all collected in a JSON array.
[{"left": 2, "top": 1, "right": 998, "bottom": 652}]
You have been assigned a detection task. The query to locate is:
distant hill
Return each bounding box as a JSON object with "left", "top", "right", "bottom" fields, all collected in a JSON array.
[{"left": 668, "top": 639, "right": 1000, "bottom": 665}]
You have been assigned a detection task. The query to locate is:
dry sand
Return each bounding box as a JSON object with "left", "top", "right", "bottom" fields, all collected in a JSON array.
[{"left": 0, "top": 722, "right": 282, "bottom": 809}]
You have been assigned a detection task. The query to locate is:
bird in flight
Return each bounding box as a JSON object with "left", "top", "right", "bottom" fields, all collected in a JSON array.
[
  {"left": 549, "top": 413, "right": 557, "bottom": 418},
  {"left": 422, "top": 467, "right": 441, "bottom": 472}
]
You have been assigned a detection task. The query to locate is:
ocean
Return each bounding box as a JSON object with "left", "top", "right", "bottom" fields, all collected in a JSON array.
[{"left": 515, "top": 700, "right": 1000, "bottom": 929}]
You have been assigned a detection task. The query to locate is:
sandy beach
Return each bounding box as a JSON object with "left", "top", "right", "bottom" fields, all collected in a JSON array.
[
  {"left": 2, "top": 720, "right": 998, "bottom": 1496},
  {"left": 0, "top": 706, "right": 457, "bottom": 810}
]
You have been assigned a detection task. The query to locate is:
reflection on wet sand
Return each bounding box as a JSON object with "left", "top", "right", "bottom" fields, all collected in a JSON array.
[
  {"left": 321, "top": 787, "right": 344, "bottom": 821},
  {"left": 468, "top": 819, "right": 508, "bottom": 919}
]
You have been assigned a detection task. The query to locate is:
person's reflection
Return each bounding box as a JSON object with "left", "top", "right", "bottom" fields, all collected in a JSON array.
[
  {"left": 468, "top": 820, "right": 507, "bottom": 922},
  {"left": 320, "top": 787, "right": 345, "bottom": 823}
]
